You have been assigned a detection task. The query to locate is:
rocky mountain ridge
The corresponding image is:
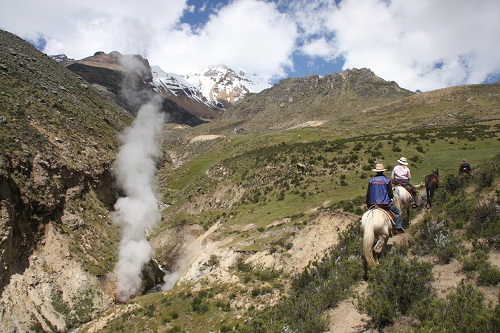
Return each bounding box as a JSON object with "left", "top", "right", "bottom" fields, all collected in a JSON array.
[
  {"left": 57, "top": 51, "right": 206, "bottom": 126},
  {"left": 199, "top": 68, "right": 416, "bottom": 135},
  {"left": 54, "top": 52, "right": 270, "bottom": 124}
]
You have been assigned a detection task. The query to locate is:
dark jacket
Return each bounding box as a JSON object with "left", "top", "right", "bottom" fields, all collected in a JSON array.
[
  {"left": 459, "top": 162, "right": 471, "bottom": 175},
  {"left": 366, "top": 174, "right": 393, "bottom": 207}
]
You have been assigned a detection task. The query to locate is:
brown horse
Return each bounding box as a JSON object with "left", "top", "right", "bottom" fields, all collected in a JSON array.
[{"left": 424, "top": 169, "right": 439, "bottom": 208}]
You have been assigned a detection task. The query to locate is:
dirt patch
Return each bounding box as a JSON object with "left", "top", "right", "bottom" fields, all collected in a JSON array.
[
  {"left": 326, "top": 282, "right": 376, "bottom": 333},
  {"left": 286, "top": 210, "right": 356, "bottom": 272},
  {"left": 189, "top": 135, "right": 223, "bottom": 143},
  {"left": 287, "top": 120, "right": 326, "bottom": 130}
]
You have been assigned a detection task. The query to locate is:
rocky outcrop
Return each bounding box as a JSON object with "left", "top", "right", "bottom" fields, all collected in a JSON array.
[
  {"left": 63, "top": 52, "right": 206, "bottom": 126},
  {"left": 0, "top": 148, "right": 121, "bottom": 332},
  {"left": 0, "top": 29, "right": 129, "bottom": 332}
]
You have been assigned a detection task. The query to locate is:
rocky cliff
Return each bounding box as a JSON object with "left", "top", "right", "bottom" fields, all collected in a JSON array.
[
  {"left": 0, "top": 29, "right": 133, "bottom": 332},
  {"left": 60, "top": 51, "right": 208, "bottom": 126}
]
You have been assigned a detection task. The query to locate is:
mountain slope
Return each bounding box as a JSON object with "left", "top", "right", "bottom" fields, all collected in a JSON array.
[
  {"left": 198, "top": 68, "right": 415, "bottom": 135},
  {"left": 60, "top": 51, "right": 206, "bottom": 126},
  {"left": 0, "top": 29, "right": 133, "bottom": 332}
]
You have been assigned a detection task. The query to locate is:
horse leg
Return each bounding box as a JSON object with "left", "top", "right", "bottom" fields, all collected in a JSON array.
[
  {"left": 406, "top": 207, "right": 411, "bottom": 225},
  {"left": 374, "top": 234, "right": 388, "bottom": 253}
]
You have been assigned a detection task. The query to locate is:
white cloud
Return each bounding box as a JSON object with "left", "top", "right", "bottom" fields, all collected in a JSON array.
[
  {"left": 301, "top": 37, "right": 336, "bottom": 59},
  {"left": 148, "top": 0, "right": 297, "bottom": 82},
  {"left": 0, "top": 0, "right": 186, "bottom": 58},
  {"left": 0, "top": 0, "right": 499, "bottom": 91},
  {"left": 326, "top": 0, "right": 500, "bottom": 90}
]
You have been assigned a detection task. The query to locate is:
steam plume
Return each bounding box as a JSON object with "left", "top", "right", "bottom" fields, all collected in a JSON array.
[{"left": 112, "top": 93, "right": 164, "bottom": 302}]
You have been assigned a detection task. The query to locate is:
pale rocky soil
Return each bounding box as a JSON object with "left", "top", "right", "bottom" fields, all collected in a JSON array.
[
  {"left": 287, "top": 120, "right": 327, "bottom": 130},
  {"left": 0, "top": 225, "right": 113, "bottom": 333},
  {"left": 189, "top": 134, "right": 224, "bottom": 143}
]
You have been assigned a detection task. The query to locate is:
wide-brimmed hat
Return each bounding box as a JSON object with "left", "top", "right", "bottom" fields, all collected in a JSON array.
[
  {"left": 372, "top": 163, "right": 387, "bottom": 172},
  {"left": 397, "top": 157, "right": 408, "bottom": 165}
]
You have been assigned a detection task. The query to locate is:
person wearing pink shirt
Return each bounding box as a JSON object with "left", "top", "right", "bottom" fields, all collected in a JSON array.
[
  {"left": 392, "top": 157, "right": 411, "bottom": 183},
  {"left": 392, "top": 157, "right": 419, "bottom": 207}
]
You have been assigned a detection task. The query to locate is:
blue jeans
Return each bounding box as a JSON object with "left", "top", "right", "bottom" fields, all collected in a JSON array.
[{"left": 390, "top": 204, "right": 403, "bottom": 229}]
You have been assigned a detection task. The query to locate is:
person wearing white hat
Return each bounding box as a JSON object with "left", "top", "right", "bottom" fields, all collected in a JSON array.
[
  {"left": 366, "top": 163, "right": 404, "bottom": 233},
  {"left": 392, "top": 157, "right": 411, "bottom": 183},
  {"left": 392, "top": 157, "right": 419, "bottom": 207},
  {"left": 458, "top": 159, "right": 471, "bottom": 175}
]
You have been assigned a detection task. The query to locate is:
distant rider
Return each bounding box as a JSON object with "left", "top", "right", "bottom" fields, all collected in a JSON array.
[
  {"left": 366, "top": 163, "right": 404, "bottom": 233},
  {"left": 458, "top": 159, "right": 472, "bottom": 176}
]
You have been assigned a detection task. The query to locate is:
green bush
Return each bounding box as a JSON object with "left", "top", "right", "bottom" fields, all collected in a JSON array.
[
  {"left": 477, "top": 264, "right": 500, "bottom": 286},
  {"left": 461, "top": 249, "right": 489, "bottom": 273},
  {"left": 474, "top": 155, "right": 499, "bottom": 189},
  {"left": 412, "top": 217, "right": 459, "bottom": 261},
  {"left": 357, "top": 255, "right": 433, "bottom": 328},
  {"left": 433, "top": 228, "right": 462, "bottom": 264},
  {"left": 412, "top": 282, "right": 500, "bottom": 332},
  {"left": 465, "top": 198, "right": 500, "bottom": 246}
]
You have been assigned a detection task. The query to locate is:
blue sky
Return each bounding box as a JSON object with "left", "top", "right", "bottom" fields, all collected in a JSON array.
[{"left": 1, "top": 0, "right": 499, "bottom": 92}]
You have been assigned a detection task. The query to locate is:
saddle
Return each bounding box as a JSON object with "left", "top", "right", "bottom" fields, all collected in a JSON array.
[
  {"left": 393, "top": 182, "right": 413, "bottom": 194},
  {"left": 367, "top": 205, "right": 396, "bottom": 228}
]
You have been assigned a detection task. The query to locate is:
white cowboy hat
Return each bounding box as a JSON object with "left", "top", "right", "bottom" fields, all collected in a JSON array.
[
  {"left": 397, "top": 157, "right": 408, "bottom": 165},
  {"left": 372, "top": 163, "right": 387, "bottom": 172}
]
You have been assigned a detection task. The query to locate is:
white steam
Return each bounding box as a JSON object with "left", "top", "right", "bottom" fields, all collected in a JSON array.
[{"left": 112, "top": 96, "right": 165, "bottom": 303}]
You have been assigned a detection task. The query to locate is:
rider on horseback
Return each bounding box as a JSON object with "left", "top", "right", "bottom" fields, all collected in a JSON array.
[
  {"left": 391, "top": 157, "right": 419, "bottom": 208},
  {"left": 366, "top": 163, "right": 404, "bottom": 233}
]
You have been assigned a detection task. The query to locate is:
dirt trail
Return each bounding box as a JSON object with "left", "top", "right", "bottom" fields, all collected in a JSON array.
[{"left": 326, "top": 209, "right": 426, "bottom": 333}]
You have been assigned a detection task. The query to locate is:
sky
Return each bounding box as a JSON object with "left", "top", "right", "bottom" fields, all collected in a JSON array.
[{"left": 1, "top": 0, "right": 500, "bottom": 92}]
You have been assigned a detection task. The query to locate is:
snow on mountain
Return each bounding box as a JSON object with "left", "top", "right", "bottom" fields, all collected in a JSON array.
[{"left": 151, "top": 65, "right": 271, "bottom": 110}]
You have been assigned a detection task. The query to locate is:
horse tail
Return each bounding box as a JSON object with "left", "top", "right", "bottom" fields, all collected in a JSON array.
[{"left": 362, "top": 213, "right": 377, "bottom": 266}]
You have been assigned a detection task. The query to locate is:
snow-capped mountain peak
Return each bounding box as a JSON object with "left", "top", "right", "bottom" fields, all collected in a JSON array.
[{"left": 152, "top": 65, "right": 270, "bottom": 110}]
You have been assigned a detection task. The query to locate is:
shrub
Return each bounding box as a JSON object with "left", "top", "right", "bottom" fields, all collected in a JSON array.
[
  {"left": 412, "top": 217, "right": 459, "bottom": 261},
  {"left": 477, "top": 264, "right": 500, "bottom": 286},
  {"left": 357, "top": 255, "right": 433, "bottom": 328},
  {"left": 433, "top": 228, "right": 461, "bottom": 264},
  {"left": 465, "top": 198, "right": 500, "bottom": 246},
  {"left": 414, "top": 282, "right": 500, "bottom": 332},
  {"left": 474, "top": 155, "right": 499, "bottom": 189},
  {"left": 461, "top": 249, "right": 489, "bottom": 273},
  {"left": 234, "top": 256, "right": 252, "bottom": 272}
]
